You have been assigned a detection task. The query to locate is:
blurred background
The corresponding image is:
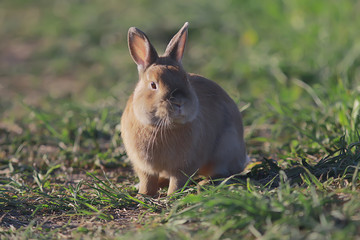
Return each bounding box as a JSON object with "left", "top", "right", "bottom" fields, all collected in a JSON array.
[{"left": 1, "top": 0, "right": 360, "bottom": 167}]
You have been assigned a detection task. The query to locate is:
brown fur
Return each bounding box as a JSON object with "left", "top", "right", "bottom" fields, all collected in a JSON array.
[{"left": 121, "top": 22, "right": 249, "bottom": 196}]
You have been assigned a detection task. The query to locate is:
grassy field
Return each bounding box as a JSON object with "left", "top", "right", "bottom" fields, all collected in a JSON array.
[{"left": 1, "top": 0, "right": 360, "bottom": 239}]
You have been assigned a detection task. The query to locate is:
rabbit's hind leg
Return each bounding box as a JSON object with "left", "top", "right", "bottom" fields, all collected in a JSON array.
[{"left": 212, "top": 126, "right": 247, "bottom": 177}]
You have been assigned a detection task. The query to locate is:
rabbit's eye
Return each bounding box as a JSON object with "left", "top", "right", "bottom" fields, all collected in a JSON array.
[{"left": 150, "top": 82, "right": 157, "bottom": 90}]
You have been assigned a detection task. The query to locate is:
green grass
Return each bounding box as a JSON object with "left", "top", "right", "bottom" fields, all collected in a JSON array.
[{"left": 1, "top": 0, "right": 360, "bottom": 239}]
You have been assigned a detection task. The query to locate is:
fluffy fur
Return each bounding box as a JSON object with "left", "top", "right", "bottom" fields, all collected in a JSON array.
[{"left": 121, "top": 22, "right": 249, "bottom": 196}]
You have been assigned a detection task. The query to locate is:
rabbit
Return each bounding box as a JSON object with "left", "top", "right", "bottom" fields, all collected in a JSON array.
[{"left": 121, "top": 22, "right": 250, "bottom": 196}]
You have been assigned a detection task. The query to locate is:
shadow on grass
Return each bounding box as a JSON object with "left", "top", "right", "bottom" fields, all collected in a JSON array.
[{"left": 236, "top": 135, "right": 360, "bottom": 188}]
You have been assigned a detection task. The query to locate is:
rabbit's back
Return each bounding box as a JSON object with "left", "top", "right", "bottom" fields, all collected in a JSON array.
[{"left": 188, "top": 74, "right": 248, "bottom": 176}]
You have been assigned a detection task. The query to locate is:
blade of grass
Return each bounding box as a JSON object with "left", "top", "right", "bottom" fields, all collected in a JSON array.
[{"left": 20, "top": 101, "right": 67, "bottom": 142}]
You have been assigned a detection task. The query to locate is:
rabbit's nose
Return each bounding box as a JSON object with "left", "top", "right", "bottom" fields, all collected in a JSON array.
[
  {"left": 170, "top": 100, "right": 184, "bottom": 114},
  {"left": 171, "top": 100, "right": 182, "bottom": 108},
  {"left": 173, "top": 102, "right": 182, "bottom": 109}
]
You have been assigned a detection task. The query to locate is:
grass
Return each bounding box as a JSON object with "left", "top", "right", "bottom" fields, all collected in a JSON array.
[{"left": 1, "top": 0, "right": 360, "bottom": 239}]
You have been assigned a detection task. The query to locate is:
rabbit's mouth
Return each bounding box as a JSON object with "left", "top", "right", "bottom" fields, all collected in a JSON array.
[
  {"left": 155, "top": 111, "right": 187, "bottom": 126},
  {"left": 153, "top": 109, "right": 188, "bottom": 126},
  {"left": 168, "top": 103, "right": 189, "bottom": 124},
  {"left": 171, "top": 115, "right": 188, "bottom": 124},
  {"left": 169, "top": 97, "right": 199, "bottom": 125},
  {"left": 152, "top": 101, "right": 187, "bottom": 125},
  {"left": 148, "top": 99, "right": 198, "bottom": 127}
]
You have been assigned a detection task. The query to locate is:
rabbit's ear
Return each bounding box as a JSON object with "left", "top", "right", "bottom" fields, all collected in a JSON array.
[
  {"left": 164, "top": 22, "right": 189, "bottom": 63},
  {"left": 128, "top": 27, "right": 158, "bottom": 71}
]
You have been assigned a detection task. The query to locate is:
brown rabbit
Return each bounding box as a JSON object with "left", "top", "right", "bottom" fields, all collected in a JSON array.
[{"left": 121, "top": 22, "right": 249, "bottom": 196}]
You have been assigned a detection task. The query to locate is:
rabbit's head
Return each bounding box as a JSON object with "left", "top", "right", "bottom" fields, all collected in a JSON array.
[{"left": 128, "top": 23, "right": 199, "bottom": 127}]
